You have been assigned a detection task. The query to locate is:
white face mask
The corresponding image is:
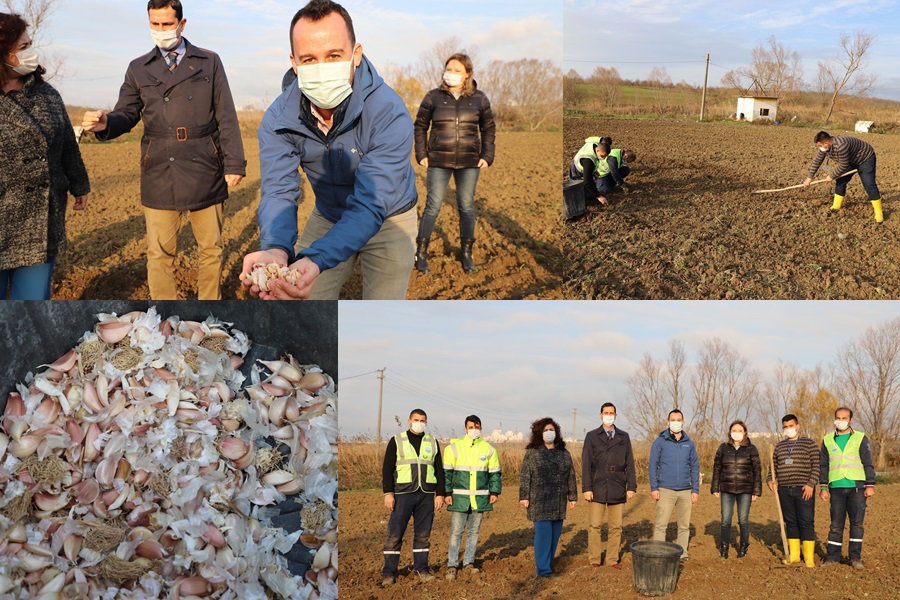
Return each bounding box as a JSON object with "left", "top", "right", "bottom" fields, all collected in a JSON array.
[
  {"left": 602, "top": 415, "right": 615, "bottom": 427},
  {"left": 150, "top": 25, "right": 183, "bottom": 51},
  {"left": 467, "top": 429, "right": 481, "bottom": 440},
  {"left": 669, "top": 421, "right": 683, "bottom": 434},
  {"left": 783, "top": 427, "right": 798, "bottom": 439},
  {"left": 834, "top": 419, "right": 850, "bottom": 432},
  {"left": 7, "top": 48, "right": 39, "bottom": 76},
  {"left": 443, "top": 72, "right": 463, "bottom": 87},
  {"left": 818, "top": 145, "right": 828, "bottom": 152},
  {"left": 410, "top": 421, "right": 426, "bottom": 434},
  {"left": 542, "top": 430, "right": 556, "bottom": 443},
  {"left": 296, "top": 59, "right": 354, "bottom": 110},
  {"left": 731, "top": 431, "right": 744, "bottom": 442}
]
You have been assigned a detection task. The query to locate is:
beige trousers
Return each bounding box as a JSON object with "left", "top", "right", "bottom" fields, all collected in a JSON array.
[
  {"left": 297, "top": 206, "right": 417, "bottom": 300},
  {"left": 143, "top": 204, "right": 223, "bottom": 300},
  {"left": 653, "top": 488, "right": 692, "bottom": 558},
  {"left": 588, "top": 501, "right": 624, "bottom": 565}
]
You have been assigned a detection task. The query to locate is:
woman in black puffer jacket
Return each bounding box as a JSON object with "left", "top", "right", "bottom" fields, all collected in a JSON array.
[
  {"left": 413, "top": 53, "right": 495, "bottom": 274},
  {"left": 711, "top": 420, "right": 761, "bottom": 559}
]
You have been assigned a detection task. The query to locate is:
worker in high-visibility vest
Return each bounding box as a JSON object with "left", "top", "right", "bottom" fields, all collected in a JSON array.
[
  {"left": 568, "top": 136, "right": 613, "bottom": 207},
  {"left": 442, "top": 415, "right": 502, "bottom": 580},
  {"left": 595, "top": 146, "right": 637, "bottom": 196},
  {"left": 818, "top": 406, "right": 876, "bottom": 570},
  {"left": 381, "top": 408, "right": 445, "bottom": 586}
]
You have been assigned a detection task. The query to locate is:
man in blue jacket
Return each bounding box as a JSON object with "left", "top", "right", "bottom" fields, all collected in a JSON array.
[
  {"left": 649, "top": 409, "right": 700, "bottom": 560},
  {"left": 240, "top": 0, "right": 417, "bottom": 300}
]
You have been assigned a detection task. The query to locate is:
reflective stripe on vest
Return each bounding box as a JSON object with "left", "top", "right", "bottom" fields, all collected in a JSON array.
[
  {"left": 573, "top": 137, "right": 601, "bottom": 174},
  {"left": 824, "top": 431, "right": 866, "bottom": 483},
  {"left": 597, "top": 149, "right": 623, "bottom": 178},
  {"left": 394, "top": 432, "right": 437, "bottom": 494}
]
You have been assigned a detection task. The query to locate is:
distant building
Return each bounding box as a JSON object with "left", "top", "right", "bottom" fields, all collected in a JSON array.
[
  {"left": 855, "top": 120, "right": 875, "bottom": 133},
  {"left": 736, "top": 96, "right": 778, "bottom": 123}
]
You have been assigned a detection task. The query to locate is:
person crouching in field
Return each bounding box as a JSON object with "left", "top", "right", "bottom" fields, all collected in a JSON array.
[
  {"left": 82, "top": 0, "right": 246, "bottom": 300},
  {"left": 710, "top": 420, "right": 761, "bottom": 559},
  {"left": 803, "top": 131, "right": 883, "bottom": 223},
  {"left": 766, "top": 413, "right": 819, "bottom": 568},
  {"left": 569, "top": 136, "right": 612, "bottom": 207},
  {"left": 595, "top": 145, "right": 636, "bottom": 199},
  {"left": 519, "top": 417, "right": 577, "bottom": 578},
  {"left": 1, "top": 12, "right": 90, "bottom": 299},
  {"left": 442, "top": 415, "right": 501, "bottom": 580}
]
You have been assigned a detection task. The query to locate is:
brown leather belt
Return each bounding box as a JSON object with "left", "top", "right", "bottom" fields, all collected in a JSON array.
[{"left": 143, "top": 122, "right": 217, "bottom": 142}]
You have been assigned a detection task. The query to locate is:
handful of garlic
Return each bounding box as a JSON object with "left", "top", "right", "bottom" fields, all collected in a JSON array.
[
  {"left": 247, "top": 263, "right": 302, "bottom": 292},
  {"left": 0, "top": 307, "right": 338, "bottom": 599}
]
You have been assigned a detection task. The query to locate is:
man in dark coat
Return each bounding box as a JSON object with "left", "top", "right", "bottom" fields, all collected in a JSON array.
[
  {"left": 82, "top": 0, "right": 246, "bottom": 300},
  {"left": 582, "top": 402, "right": 637, "bottom": 569}
]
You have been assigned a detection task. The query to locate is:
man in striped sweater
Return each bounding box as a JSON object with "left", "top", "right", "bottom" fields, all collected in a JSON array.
[
  {"left": 766, "top": 413, "right": 819, "bottom": 567},
  {"left": 803, "top": 131, "right": 883, "bottom": 223}
]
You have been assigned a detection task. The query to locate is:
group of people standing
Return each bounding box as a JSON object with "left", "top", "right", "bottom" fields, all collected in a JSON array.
[
  {"left": 1, "top": 0, "right": 496, "bottom": 300},
  {"left": 379, "top": 403, "right": 876, "bottom": 585}
]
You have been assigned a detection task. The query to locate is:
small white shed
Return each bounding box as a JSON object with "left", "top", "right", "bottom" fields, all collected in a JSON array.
[
  {"left": 736, "top": 96, "right": 778, "bottom": 123},
  {"left": 855, "top": 121, "right": 875, "bottom": 133}
]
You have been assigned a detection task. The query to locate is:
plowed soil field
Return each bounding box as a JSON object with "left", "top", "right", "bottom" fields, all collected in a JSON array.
[
  {"left": 339, "top": 484, "right": 900, "bottom": 600},
  {"left": 563, "top": 118, "right": 900, "bottom": 299},
  {"left": 53, "top": 129, "right": 562, "bottom": 300}
]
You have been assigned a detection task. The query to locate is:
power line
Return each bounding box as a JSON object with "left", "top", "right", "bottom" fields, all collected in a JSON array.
[
  {"left": 565, "top": 58, "right": 706, "bottom": 64},
  {"left": 339, "top": 369, "right": 380, "bottom": 381}
]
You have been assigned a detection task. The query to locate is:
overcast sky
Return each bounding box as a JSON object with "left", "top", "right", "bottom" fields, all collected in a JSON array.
[
  {"left": 339, "top": 301, "right": 900, "bottom": 440},
  {"left": 564, "top": 0, "right": 900, "bottom": 101},
  {"left": 35, "top": 0, "right": 561, "bottom": 108}
]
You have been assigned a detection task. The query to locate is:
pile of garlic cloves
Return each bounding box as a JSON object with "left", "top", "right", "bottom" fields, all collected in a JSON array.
[{"left": 0, "top": 308, "right": 338, "bottom": 599}]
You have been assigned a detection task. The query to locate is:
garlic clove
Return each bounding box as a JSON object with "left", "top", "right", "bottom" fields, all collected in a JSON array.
[
  {"left": 312, "top": 543, "right": 331, "bottom": 571},
  {"left": 6, "top": 522, "right": 27, "bottom": 544},
  {"left": 135, "top": 539, "right": 166, "bottom": 559},
  {"left": 97, "top": 321, "right": 133, "bottom": 344},
  {"left": 270, "top": 425, "right": 295, "bottom": 440},
  {"left": 276, "top": 478, "right": 303, "bottom": 495},
  {"left": 33, "top": 399, "right": 60, "bottom": 426},
  {"left": 65, "top": 419, "right": 84, "bottom": 445},
  {"left": 0, "top": 432, "right": 7, "bottom": 461},
  {"left": 81, "top": 381, "right": 102, "bottom": 414},
  {"left": 202, "top": 525, "right": 226, "bottom": 549},
  {"left": 219, "top": 437, "right": 248, "bottom": 461},
  {"left": 261, "top": 382, "right": 289, "bottom": 398},
  {"left": 167, "top": 381, "right": 180, "bottom": 417},
  {"left": 10, "top": 435, "right": 41, "bottom": 458},
  {"left": 63, "top": 534, "right": 82, "bottom": 562},
  {"left": 178, "top": 576, "right": 212, "bottom": 597},
  {"left": 261, "top": 470, "right": 295, "bottom": 486},
  {"left": 33, "top": 493, "right": 69, "bottom": 513},
  {"left": 71, "top": 479, "right": 100, "bottom": 504},
  {"left": 297, "top": 372, "right": 327, "bottom": 393},
  {"left": 46, "top": 350, "right": 78, "bottom": 374},
  {"left": 268, "top": 396, "right": 287, "bottom": 426},
  {"left": 82, "top": 423, "right": 101, "bottom": 462}
]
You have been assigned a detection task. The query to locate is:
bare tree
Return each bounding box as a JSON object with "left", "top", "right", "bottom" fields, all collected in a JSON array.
[
  {"left": 564, "top": 69, "right": 584, "bottom": 109},
  {"left": 817, "top": 30, "right": 877, "bottom": 123},
  {"left": 379, "top": 63, "right": 425, "bottom": 116},
  {"left": 690, "top": 338, "right": 760, "bottom": 441},
  {"left": 625, "top": 353, "right": 666, "bottom": 442},
  {"left": 480, "top": 58, "right": 562, "bottom": 131},
  {"left": 588, "top": 66, "right": 621, "bottom": 108},
  {"left": 663, "top": 339, "right": 687, "bottom": 409},
  {"left": 833, "top": 317, "right": 900, "bottom": 470},
  {"left": 413, "top": 37, "right": 478, "bottom": 90},
  {"left": 720, "top": 35, "right": 803, "bottom": 101},
  {"left": 646, "top": 67, "right": 671, "bottom": 114},
  {"left": 3, "top": 0, "right": 63, "bottom": 79},
  {"left": 760, "top": 362, "right": 836, "bottom": 438}
]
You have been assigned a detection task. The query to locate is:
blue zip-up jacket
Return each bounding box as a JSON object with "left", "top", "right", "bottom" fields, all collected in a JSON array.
[
  {"left": 257, "top": 55, "right": 417, "bottom": 271},
  {"left": 649, "top": 428, "right": 700, "bottom": 494}
]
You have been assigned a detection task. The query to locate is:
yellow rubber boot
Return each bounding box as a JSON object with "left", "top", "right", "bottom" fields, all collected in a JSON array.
[
  {"left": 802, "top": 541, "right": 816, "bottom": 568},
  {"left": 831, "top": 194, "right": 844, "bottom": 211},
  {"left": 783, "top": 538, "right": 801, "bottom": 565},
  {"left": 872, "top": 199, "right": 884, "bottom": 223}
]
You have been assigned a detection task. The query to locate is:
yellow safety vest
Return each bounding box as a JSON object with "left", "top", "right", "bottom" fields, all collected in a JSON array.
[
  {"left": 394, "top": 431, "right": 437, "bottom": 494},
  {"left": 824, "top": 431, "right": 866, "bottom": 483}
]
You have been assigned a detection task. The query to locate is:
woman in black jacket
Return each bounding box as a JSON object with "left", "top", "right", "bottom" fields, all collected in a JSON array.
[
  {"left": 413, "top": 53, "right": 495, "bottom": 274},
  {"left": 711, "top": 420, "right": 762, "bottom": 558},
  {"left": 0, "top": 13, "right": 89, "bottom": 299}
]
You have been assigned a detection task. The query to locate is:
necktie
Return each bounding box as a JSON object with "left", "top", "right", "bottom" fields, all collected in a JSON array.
[
  {"left": 607, "top": 430, "right": 613, "bottom": 440},
  {"left": 167, "top": 52, "right": 178, "bottom": 72}
]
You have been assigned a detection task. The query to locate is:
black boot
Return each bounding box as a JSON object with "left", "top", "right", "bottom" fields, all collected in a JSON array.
[
  {"left": 460, "top": 238, "right": 476, "bottom": 273},
  {"left": 737, "top": 542, "right": 749, "bottom": 558},
  {"left": 719, "top": 542, "right": 729, "bottom": 559},
  {"left": 415, "top": 237, "right": 430, "bottom": 273}
]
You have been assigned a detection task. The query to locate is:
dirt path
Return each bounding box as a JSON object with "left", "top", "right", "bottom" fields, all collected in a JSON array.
[
  {"left": 55, "top": 131, "right": 562, "bottom": 300},
  {"left": 563, "top": 118, "right": 900, "bottom": 299},
  {"left": 339, "top": 484, "right": 900, "bottom": 599}
]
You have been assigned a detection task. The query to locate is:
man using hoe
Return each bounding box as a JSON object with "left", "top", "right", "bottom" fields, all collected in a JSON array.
[
  {"left": 381, "top": 409, "right": 445, "bottom": 585},
  {"left": 442, "top": 415, "right": 501, "bottom": 579},
  {"left": 804, "top": 130, "right": 884, "bottom": 223},
  {"left": 582, "top": 402, "right": 636, "bottom": 570},
  {"left": 83, "top": 0, "right": 246, "bottom": 300}
]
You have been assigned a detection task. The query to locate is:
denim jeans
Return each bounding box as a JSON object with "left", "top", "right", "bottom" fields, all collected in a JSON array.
[
  {"left": 720, "top": 492, "right": 752, "bottom": 545},
  {"left": 595, "top": 166, "right": 630, "bottom": 194},
  {"left": 447, "top": 510, "right": 483, "bottom": 567},
  {"left": 382, "top": 492, "right": 435, "bottom": 576},
  {"left": 533, "top": 520, "right": 563, "bottom": 576},
  {"left": 0, "top": 258, "right": 55, "bottom": 300},
  {"left": 827, "top": 487, "right": 867, "bottom": 561},
  {"left": 418, "top": 167, "right": 480, "bottom": 240},
  {"left": 778, "top": 486, "right": 815, "bottom": 541},
  {"left": 835, "top": 153, "right": 880, "bottom": 199}
]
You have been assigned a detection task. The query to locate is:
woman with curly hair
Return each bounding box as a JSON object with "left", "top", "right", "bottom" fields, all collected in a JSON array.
[
  {"left": 519, "top": 417, "right": 577, "bottom": 577},
  {"left": 0, "top": 12, "right": 90, "bottom": 299},
  {"left": 711, "top": 420, "right": 761, "bottom": 558}
]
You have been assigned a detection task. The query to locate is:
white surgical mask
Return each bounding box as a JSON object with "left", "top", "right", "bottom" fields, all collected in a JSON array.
[
  {"left": 783, "top": 427, "right": 798, "bottom": 439},
  {"left": 818, "top": 146, "right": 828, "bottom": 152},
  {"left": 443, "top": 72, "right": 463, "bottom": 87},
  {"left": 467, "top": 429, "right": 481, "bottom": 440},
  {"left": 542, "top": 430, "right": 556, "bottom": 443},
  {"left": 150, "top": 25, "right": 182, "bottom": 51},
  {"left": 602, "top": 415, "right": 615, "bottom": 427},
  {"left": 410, "top": 421, "right": 426, "bottom": 434},
  {"left": 834, "top": 420, "right": 850, "bottom": 432},
  {"left": 669, "top": 421, "right": 683, "bottom": 434},
  {"left": 7, "top": 48, "right": 39, "bottom": 76},
  {"left": 731, "top": 431, "right": 744, "bottom": 442},
  {"left": 296, "top": 60, "right": 354, "bottom": 110}
]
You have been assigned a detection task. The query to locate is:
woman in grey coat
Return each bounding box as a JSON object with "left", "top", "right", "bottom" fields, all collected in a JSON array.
[
  {"left": 519, "top": 417, "right": 578, "bottom": 577},
  {"left": 0, "top": 13, "right": 89, "bottom": 299}
]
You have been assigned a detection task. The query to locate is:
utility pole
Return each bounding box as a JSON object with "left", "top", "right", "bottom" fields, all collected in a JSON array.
[
  {"left": 376, "top": 368, "right": 385, "bottom": 456},
  {"left": 572, "top": 408, "right": 577, "bottom": 442},
  {"left": 700, "top": 53, "right": 710, "bottom": 121}
]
